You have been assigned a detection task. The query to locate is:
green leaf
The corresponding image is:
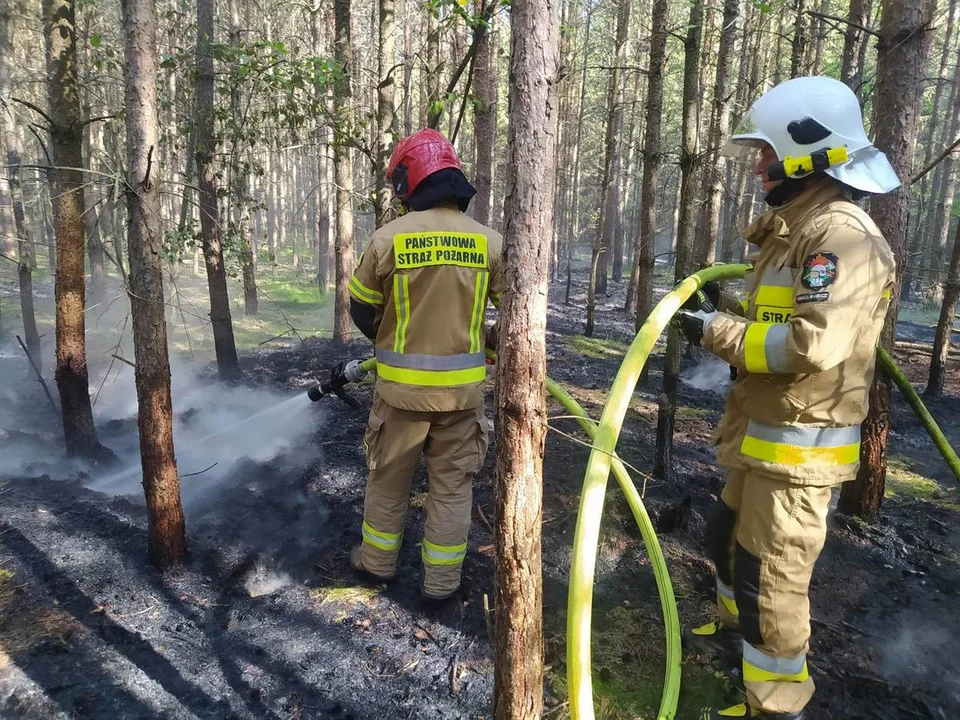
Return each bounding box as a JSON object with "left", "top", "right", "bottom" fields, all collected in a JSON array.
[{"left": 90, "top": 33, "right": 101, "bottom": 48}]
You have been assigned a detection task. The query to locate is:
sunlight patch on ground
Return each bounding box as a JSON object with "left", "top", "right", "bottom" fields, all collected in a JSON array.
[
  {"left": 886, "top": 455, "right": 960, "bottom": 511},
  {"left": 564, "top": 335, "right": 631, "bottom": 360}
]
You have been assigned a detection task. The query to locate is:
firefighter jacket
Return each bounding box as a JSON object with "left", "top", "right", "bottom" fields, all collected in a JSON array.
[
  {"left": 349, "top": 205, "right": 503, "bottom": 413},
  {"left": 703, "top": 177, "right": 896, "bottom": 486}
]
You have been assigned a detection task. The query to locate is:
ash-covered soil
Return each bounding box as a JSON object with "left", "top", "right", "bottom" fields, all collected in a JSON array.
[{"left": 1, "top": 274, "right": 959, "bottom": 719}]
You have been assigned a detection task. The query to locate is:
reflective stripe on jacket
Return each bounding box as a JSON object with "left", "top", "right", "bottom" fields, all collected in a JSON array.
[
  {"left": 350, "top": 205, "right": 503, "bottom": 412},
  {"left": 703, "top": 178, "right": 896, "bottom": 485}
]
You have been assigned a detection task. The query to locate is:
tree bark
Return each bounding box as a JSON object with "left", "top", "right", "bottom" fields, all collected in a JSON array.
[
  {"left": 698, "top": 0, "right": 739, "bottom": 266},
  {"left": 841, "top": 0, "right": 871, "bottom": 96},
  {"left": 493, "top": 1, "right": 558, "bottom": 716},
  {"left": 472, "top": 7, "right": 497, "bottom": 227},
  {"left": 634, "top": 0, "right": 668, "bottom": 328},
  {"left": 334, "top": 0, "right": 355, "bottom": 344},
  {"left": 566, "top": 4, "right": 593, "bottom": 307},
  {"left": 0, "top": 3, "right": 40, "bottom": 365},
  {"left": 926, "top": 216, "right": 960, "bottom": 399},
  {"left": 654, "top": 0, "right": 702, "bottom": 481},
  {"left": 43, "top": 0, "right": 108, "bottom": 458},
  {"left": 791, "top": 0, "right": 808, "bottom": 77},
  {"left": 121, "top": 0, "right": 186, "bottom": 568},
  {"left": 195, "top": 0, "right": 240, "bottom": 380},
  {"left": 312, "top": 1, "right": 332, "bottom": 292},
  {"left": 838, "top": 0, "right": 936, "bottom": 520},
  {"left": 604, "top": 0, "right": 631, "bottom": 285},
  {"left": 375, "top": 0, "right": 396, "bottom": 229}
]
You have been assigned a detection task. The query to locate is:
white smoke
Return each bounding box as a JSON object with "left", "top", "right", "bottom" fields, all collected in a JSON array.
[
  {"left": 681, "top": 356, "right": 734, "bottom": 394},
  {"left": 0, "top": 353, "right": 327, "bottom": 504}
]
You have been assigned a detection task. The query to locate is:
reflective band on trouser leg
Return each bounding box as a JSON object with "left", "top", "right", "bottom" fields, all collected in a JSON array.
[
  {"left": 717, "top": 579, "right": 739, "bottom": 619},
  {"left": 469, "top": 271, "right": 490, "bottom": 353},
  {"left": 740, "top": 420, "right": 861, "bottom": 466},
  {"left": 349, "top": 275, "right": 384, "bottom": 305},
  {"left": 392, "top": 274, "right": 410, "bottom": 354},
  {"left": 743, "top": 323, "right": 790, "bottom": 374},
  {"left": 361, "top": 520, "right": 402, "bottom": 553},
  {"left": 422, "top": 538, "right": 467, "bottom": 566},
  {"left": 742, "top": 641, "right": 809, "bottom": 683}
]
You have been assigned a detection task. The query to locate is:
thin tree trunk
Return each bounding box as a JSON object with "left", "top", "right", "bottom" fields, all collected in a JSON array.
[
  {"left": 698, "top": 0, "right": 739, "bottom": 266},
  {"left": 425, "top": 6, "right": 440, "bottom": 123},
  {"left": 839, "top": 0, "right": 936, "bottom": 520},
  {"left": 121, "top": 0, "right": 186, "bottom": 567},
  {"left": 635, "top": 0, "right": 668, "bottom": 328},
  {"left": 841, "top": 0, "right": 871, "bottom": 96},
  {"left": 0, "top": 4, "right": 41, "bottom": 364},
  {"left": 403, "top": 0, "right": 413, "bottom": 136},
  {"left": 926, "top": 216, "right": 960, "bottom": 398},
  {"left": 375, "top": 0, "right": 396, "bottom": 228},
  {"left": 195, "top": 0, "right": 240, "bottom": 380},
  {"left": 791, "top": 0, "right": 808, "bottom": 77},
  {"left": 566, "top": 4, "right": 592, "bottom": 307},
  {"left": 334, "top": 0, "right": 355, "bottom": 344},
  {"left": 654, "top": 0, "right": 703, "bottom": 481},
  {"left": 43, "top": 0, "right": 108, "bottom": 458},
  {"left": 606, "top": 0, "right": 631, "bottom": 285},
  {"left": 83, "top": 119, "right": 106, "bottom": 307},
  {"left": 493, "top": 1, "right": 558, "bottom": 716},
  {"left": 472, "top": 6, "right": 496, "bottom": 227}
]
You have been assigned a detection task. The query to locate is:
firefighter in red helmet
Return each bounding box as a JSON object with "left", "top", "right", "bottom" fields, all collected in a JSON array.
[{"left": 345, "top": 129, "right": 502, "bottom": 602}]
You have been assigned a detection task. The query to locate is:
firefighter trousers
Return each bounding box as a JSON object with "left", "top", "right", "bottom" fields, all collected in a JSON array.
[
  {"left": 358, "top": 392, "right": 488, "bottom": 597},
  {"left": 705, "top": 468, "right": 833, "bottom": 715}
]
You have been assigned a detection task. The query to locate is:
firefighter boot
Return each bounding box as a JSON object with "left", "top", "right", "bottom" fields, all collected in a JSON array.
[
  {"left": 349, "top": 545, "right": 395, "bottom": 584},
  {"left": 683, "top": 620, "right": 741, "bottom": 661},
  {"left": 700, "top": 703, "right": 805, "bottom": 719}
]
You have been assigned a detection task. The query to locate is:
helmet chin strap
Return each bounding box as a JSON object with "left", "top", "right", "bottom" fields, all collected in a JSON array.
[{"left": 764, "top": 174, "right": 816, "bottom": 207}]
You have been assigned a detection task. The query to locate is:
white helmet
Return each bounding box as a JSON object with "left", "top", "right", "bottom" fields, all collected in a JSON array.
[{"left": 725, "top": 76, "right": 900, "bottom": 195}]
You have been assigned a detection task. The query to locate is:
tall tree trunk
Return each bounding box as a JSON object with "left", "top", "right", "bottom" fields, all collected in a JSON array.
[
  {"left": 425, "top": 6, "right": 440, "bottom": 123},
  {"left": 312, "top": 1, "right": 332, "bottom": 292},
  {"left": 838, "top": 0, "right": 936, "bottom": 520},
  {"left": 43, "top": 0, "right": 108, "bottom": 458},
  {"left": 606, "top": 0, "right": 631, "bottom": 285},
  {"left": 654, "top": 0, "right": 703, "bottom": 480},
  {"left": 472, "top": 7, "right": 496, "bottom": 227},
  {"left": 195, "top": 0, "right": 240, "bottom": 380},
  {"left": 790, "top": 0, "right": 808, "bottom": 77},
  {"left": 926, "top": 217, "right": 960, "bottom": 398},
  {"left": 635, "top": 0, "right": 668, "bottom": 327},
  {"left": 402, "top": 0, "right": 413, "bottom": 136},
  {"left": 841, "top": 0, "right": 871, "bottom": 96},
  {"left": 375, "top": 0, "right": 396, "bottom": 228},
  {"left": 493, "top": 1, "right": 558, "bottom": 716},
  {"left": 121, "top": 0, "right": 186, "bottom": 568},
  {"left": 83, "top": 120, "right": 106, "bottom": 308},
  {"left": 334, "top": 0, "right": 355, "bottom": 344},
  {"left": 698, "top": 0, "right": 739, "bottom": 266},
  {"left": 566, "top": 4, "right": 593, "bottom": 306},
  {"left": 0, "top": 3, "right": 40, "bottom": 364}
]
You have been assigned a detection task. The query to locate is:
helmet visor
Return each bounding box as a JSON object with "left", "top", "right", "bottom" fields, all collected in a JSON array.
[{"left": 723, "top": 113, "right": 773, "bottom": 163}]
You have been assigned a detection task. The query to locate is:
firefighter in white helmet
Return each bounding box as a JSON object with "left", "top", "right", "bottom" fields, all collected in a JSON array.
[{"left": 675, "top": 76, "right": 899, "bottom": 719}]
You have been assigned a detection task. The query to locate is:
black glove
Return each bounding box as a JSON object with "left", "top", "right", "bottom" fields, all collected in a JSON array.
[
  {"left": 675, "top": 309, "right": 714, "bottom": 345},
  {"left": 680, "top": 281, "right": 720, "bottom": 312}
]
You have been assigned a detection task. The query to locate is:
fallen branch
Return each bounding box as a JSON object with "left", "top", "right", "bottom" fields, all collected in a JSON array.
[
  {"left": 475, "top": 503, "right": 493, "bottom": 532},
  {"left": 482, "top": 593, "right": 494, "bottom": 649},
  {"left": 16, "top": 335, "right": 57, "bottom": 410}
]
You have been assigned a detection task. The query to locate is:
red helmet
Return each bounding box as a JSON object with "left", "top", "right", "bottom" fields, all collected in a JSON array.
[{"left": 386, "top": 129, "right": 462, "bottom": 202}]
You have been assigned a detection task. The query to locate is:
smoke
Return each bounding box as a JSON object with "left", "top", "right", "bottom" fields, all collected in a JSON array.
[
  {"left": 0, "top": 351, "right": 328, "bottom": 506},
  {"left": 876, "top": 613, "right": 957, "bottom": 706},
  {"left": 680, "top": 356, "right": 734, "bottom": 394},
  {"left": 241, "top": 558, "right": 294, "bottom": 597}
]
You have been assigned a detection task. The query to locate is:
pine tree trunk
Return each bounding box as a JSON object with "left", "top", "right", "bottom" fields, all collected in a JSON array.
[
  {"left": 425, "top": 6, "right": 440, "bottom": 123},
  {"left": 375, "top": 0, "right": 396, "bottom": 228},
  {"left": 43, "top": 0, "right": 108, "bottom": 458},
  {"left": 699, "top": 0, "right": 739, "bottom": 266},
  {"left": 493, "top": 1, "right": 558, "bottom": 715},
  {"left": 635, "top": 0, "right": 668, "bottom": 328},
  {"left": 654, "top": 0, "right": 702, "bottom": 481},
  {"left": 605, "top": 0, "right": 630, "bottom": 285},
  {"left": 841, "top": 0, "right": 871, "bottom": 95},
  {"left": 195, "top": 0, "right": 240, "bottom": 380},
  {"left": 926, "top": 216, "right": 960, "bottom": 398},
  {"left": 472, "top": 7, "right": 496, "bottom": 227},
  {"left": 0, "top": 4, "right": 41, "bottom": 364},
  {"left": 121, "top": 0, "right": 186, "bottom": 567},
  {"left": 334, "top": 0, "right": 355, "bottom": 344},
  {"left": 839, "top": 0, "right": 936, "bottom": 520},
  {"left": 791, "top": 0, "right": 808, "bottom": 77},
  {"left": 402, "top": 0, "right": 413, "bottom": 136}
]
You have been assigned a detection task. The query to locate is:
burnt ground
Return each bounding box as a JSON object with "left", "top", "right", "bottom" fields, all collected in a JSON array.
[{"left": 1, "top": 273, "right": 960, "bottom": 719}]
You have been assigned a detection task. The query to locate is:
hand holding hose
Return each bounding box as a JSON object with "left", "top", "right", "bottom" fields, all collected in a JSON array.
[{"left": 674, "top": 287, "right": 718, "bottom": 346}]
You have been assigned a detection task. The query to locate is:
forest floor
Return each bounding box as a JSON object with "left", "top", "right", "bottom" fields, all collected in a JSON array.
[{"left": 1, "top": 263, "right": 959, "bottom": 719}]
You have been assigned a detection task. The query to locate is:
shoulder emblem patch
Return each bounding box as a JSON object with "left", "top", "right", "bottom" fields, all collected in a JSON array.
[{"left": 801, "top": 252, "right": 838, "bottom": 290}]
